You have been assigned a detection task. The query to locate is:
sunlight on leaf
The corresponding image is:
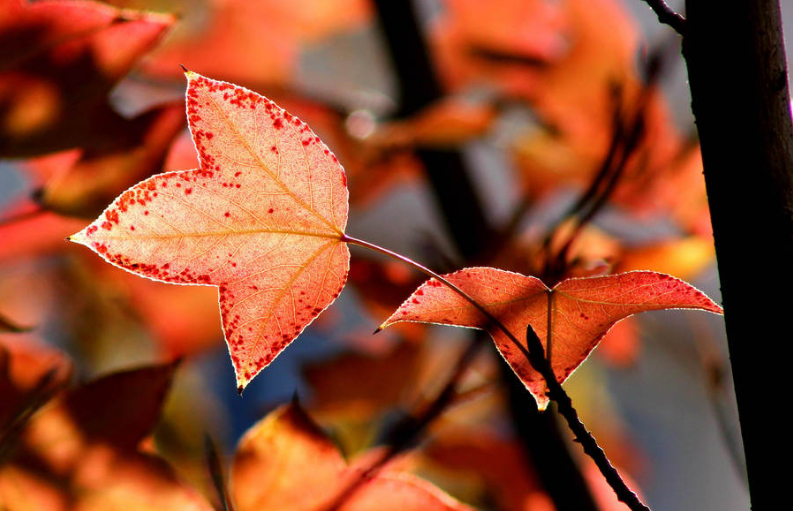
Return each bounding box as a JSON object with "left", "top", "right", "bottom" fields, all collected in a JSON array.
[
  {"left": 70, "top": 72, "right": 350, "bottom": 392},
  {"left": 380, "top": 269, "right": 722, "bottom": 409},
  {"left": 231, "top": 402, "right": 474, "bottom": 511}
]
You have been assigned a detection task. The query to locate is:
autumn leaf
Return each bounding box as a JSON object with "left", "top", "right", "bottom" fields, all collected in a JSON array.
[
  {"left": 230, "top": 401, "right": 474, "bottom": 511},
  {"left": 0, "top": 362, "right": 214, "bottom": 511},
  {"left": 140, "top": 0, "right": 371, "bottom": 86},
  {"left": 70, "top": 71, "right": 350, "bottom": 392},
  {"left": 380, "top": 269, "right": 722, "bottom": 409},
  {"left": 0, "top": 0, "right": 174, "bottom": 156},
  {"left": 30, "top": 103, "right": 186, "bottom": 218},
  {"left": 0, "top": 335, "right": 71, "bottom": 436}
]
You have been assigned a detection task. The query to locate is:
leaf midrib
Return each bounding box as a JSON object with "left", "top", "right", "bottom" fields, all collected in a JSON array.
[
  {"left": 95, "top": 228, "right": 343, "bottom": 241},
  {"left": 198, "top": 77, "right": 343, "bottom": 237}
]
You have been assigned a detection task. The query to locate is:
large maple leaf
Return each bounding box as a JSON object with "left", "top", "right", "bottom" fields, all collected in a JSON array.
[
  {"left": 379, "top": 268, "right": 722, "bottom": 409},
  {"left": 70, "top": 72, "right": 350, "bottom": 392}
]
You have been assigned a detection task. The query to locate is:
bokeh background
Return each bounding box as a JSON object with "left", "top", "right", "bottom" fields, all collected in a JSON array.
[{"left": 3, "top": 0, "right": 792, "bottom": 509}]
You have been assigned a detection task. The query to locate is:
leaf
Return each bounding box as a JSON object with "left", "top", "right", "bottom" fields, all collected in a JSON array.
[
  {"left": 0, "top": 363, "right": 214, "bottom": 511},
  {"left": 31, "top": 103, "right": 186, "bottom": 218},
  {"left": 140, "top": 0, "right": 371, "bottom": 86},
  {"left": 303, "top": 341, "right": 422, "bottom": 420},
  {"left": 230, "top": 402, "right": 474, "bottom": 511},
  {"left": 0, "top": 0, "right": 174, "bottom": 156},
  {"left": 422, "top": 427, "right": 550, "bottom": 511},
  {"left": 0, "top": 335, "right": 71, "bottom": 435},
  {"left": 380, "top": 269, "right": 722, "bottom": 409},
  {"left": 70, "top": 71, "right": 350, "bottom": 391},
  {"left": 0, "top": 313, "right": 30, "bottom": 333}
]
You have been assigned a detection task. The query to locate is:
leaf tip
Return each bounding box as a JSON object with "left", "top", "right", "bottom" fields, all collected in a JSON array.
[
  {"left": 180, "top": 65, "right": 199, "bottom": 81},
  {"left": 67, "top": 230, "right": 87, "bottom": 246}
]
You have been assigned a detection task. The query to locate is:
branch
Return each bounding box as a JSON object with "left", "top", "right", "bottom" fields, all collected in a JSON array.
[
  {"left": 320, "top": 334, "right": 488, "bottom": 511},
  {"left": 639, "top": 0, "right": 687, "bottom": 35},
  {"left": 524, "top": 325, "right": 651, "bottom": 511}
]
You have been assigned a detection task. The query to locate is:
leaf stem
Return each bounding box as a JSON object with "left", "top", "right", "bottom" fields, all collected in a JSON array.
[
  {"left": 343, "top": 233, "right": 650, "bottom": 510},
  {"left": 342, "top": 234, "right": 533, "bottom": 363}
]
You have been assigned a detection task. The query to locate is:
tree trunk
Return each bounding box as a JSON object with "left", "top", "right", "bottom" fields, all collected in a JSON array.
[{"left": 682, "top": 1, "right": 793, "bottom": 508}]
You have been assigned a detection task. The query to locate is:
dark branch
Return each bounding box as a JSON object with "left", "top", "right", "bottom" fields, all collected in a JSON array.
[
  {"left": 524, "top": 325, "right": 651, "bottom": 511},
  {"left": 640, "top": 0, "right": 687, "bottom": 35}
]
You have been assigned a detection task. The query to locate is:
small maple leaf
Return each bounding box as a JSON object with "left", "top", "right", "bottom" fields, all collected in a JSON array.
[
  {"left": 70, "top": 71, "right": 350, "bottom": 392},
  {"left": 380, "top": 268, "right": 722, "bottom": 409}
]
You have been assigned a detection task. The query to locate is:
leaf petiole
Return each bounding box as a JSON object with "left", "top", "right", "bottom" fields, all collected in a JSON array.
[
  {"left": 341, "top": 234, "right": 533, "bottom": 362},
  {"left": 342, "top": 233, "right": 651, "bottom": 511}
]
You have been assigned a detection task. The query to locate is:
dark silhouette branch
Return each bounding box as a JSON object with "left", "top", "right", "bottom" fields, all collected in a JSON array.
[
  {"left": 639, "top": 0, "right": 687, "bottom": 35},
  {"left": 681, "top": 0, "right": 793, "bottom": 507},
  {"left": 523, "top": 325, "right": 651, "bottom": 511}
]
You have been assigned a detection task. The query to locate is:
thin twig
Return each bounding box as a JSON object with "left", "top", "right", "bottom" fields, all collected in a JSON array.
[
  {"left": 346, "top": 235, "right": 648, "bottom": 508},
  {"left": 639, "top": 0, "right": 687, "bottom": 35},
  {"left": 524, "top": 325, "right": 651, "bottom": 511},
  {"left": 320, "top": 334, "right": 488, "bottom": 511},
  {"left": 204, "top": 435, "right": 235, "bottom": 511}
]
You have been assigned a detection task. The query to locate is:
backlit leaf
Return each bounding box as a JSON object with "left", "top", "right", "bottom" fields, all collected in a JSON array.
[
  {"left": 70, "top": 72, "right": 350, "bottom": 391},
  {"left": 0, "top": 363, "right": 213, "bottom": 511},
  {"left": 380, "top": 269, "right": 722, "bottom": 409},
  {"left": 230, "top": 402, "right": 474, "bottom": 511}
]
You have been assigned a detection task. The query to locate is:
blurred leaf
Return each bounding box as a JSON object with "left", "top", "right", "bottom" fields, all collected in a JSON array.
[
  {"left": 0, "top": 362, "right": 213, "bottom": 511},
  {"left": 0, "top": 335, "right": 72, "bottom": 437},
  {"left": 30, "top": 103, "right": 186, "bottom": 218},
  {"left": 141, "top": 0, "right": 371, "bottom": 86},
  {"left": 615, "top": 236, "right": 715, "bottom": 281},
  {"left": 230, "top": 402, "right": 474, "bottom": 511},
  {"left": 303, "top": 341, "right": 421, "bottom": 421},
  {"left": 0, "top": 0, "right": 174, "bottom": 156}
]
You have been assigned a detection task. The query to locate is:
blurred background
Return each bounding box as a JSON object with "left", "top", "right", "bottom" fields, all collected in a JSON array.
[{"left": 3, "top": 0, "right": 791, "bottom": 509}]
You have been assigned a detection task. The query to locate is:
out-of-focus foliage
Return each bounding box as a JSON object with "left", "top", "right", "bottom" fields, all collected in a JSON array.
[{"left": 0, "top": 0, "right": 733, "bottom": 509}]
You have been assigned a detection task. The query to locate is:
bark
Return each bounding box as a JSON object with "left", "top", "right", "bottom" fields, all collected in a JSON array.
[{"left": 682, "top": 1, "right": 793, "bottom": 508}]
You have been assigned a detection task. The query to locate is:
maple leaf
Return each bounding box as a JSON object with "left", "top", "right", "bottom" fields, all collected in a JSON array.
[
  {"left": 70, "top": 71, "right": 350, "bottom": 392},
  {"left": 380, "top": 269, "right": 722, "bottom": 409},
  {"left": 230, "top": 401, "right": 475, "bottom": 511}
]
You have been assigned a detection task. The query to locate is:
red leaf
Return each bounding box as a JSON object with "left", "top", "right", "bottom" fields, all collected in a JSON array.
[
  {"left": 31, "top": 103, "right": 186, "bottom": 218},
  {"left": 0, "top": 0, "right": 174, "bottom": 156},
  {"left": 141, "top": 0, "right": 371, "bottom": 86},
  {"left": 230, "top": 402, "right": 474, "bottom": 511},
  {"left": 0, "top": 363, "right": 213, "bottom": 511},
  {"left": 380, "top": 269, "right": 722, "bottom": 409},
  {"left": 70, "top": 72, "right": 350, "bottom": 391}
]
